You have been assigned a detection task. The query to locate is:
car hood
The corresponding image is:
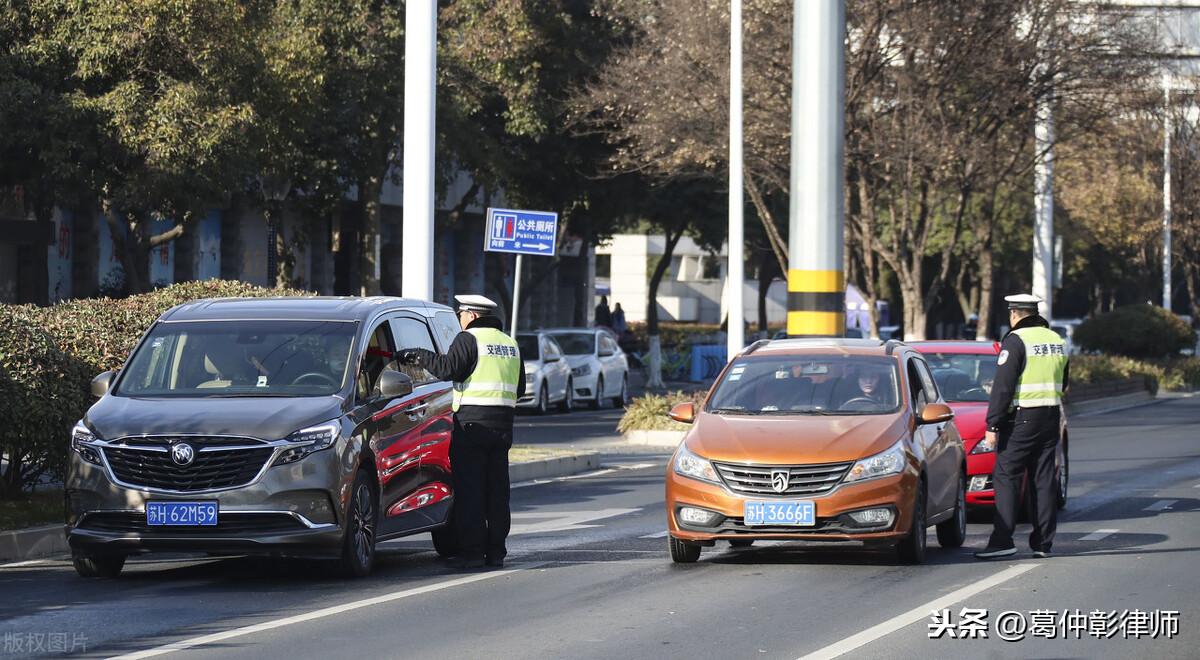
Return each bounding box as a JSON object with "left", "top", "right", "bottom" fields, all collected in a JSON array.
[
  {"left": 86, "top": 394, "right": 346, "bottom": 441},
  {"left": 685, "top": 411, "right": 910, "bottom": 464},
  {"left": 947, "top": 402, "right": 987, "bottom": 451},
  {"left": 564, "top": 355, "right": 593, "bottom": 368}
]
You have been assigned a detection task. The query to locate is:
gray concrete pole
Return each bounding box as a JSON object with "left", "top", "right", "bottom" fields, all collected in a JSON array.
[
  {"left": 1163, "top": 72, "right": 1173, "bottom": 311},
  {"left": 787, "top": 0, "right": 846, "bottom": 337},
  {"left": 727, "top": 0, "right": 745, "bottom": 356},
  {"left": 402, "top": 0, "right": 436, "bottom": 300},
  {"left": 1032, "top": 91, "right": 1055, "bottom": 320}
]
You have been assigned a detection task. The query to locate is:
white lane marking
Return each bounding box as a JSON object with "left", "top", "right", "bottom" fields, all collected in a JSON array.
[
  {"left": 1193, "top": 483, "right": 1200, "bottom": 488},
  {"left": 510, "top": 508, "right": 639, "bottom": 536},
  {"left": 607, "top": 462, "right": 660, "bottom": 470},
  {"left": 639, "top": 530, "right": 670, "bottom": 539},
  {"left": 1144, "top": 499, "right": 1178, "bottom": 512},
  {"left": 107, "top": 568, "right": 528, "bottom": 660},
  {"left": 511, "top": 468, "right": 616, "bottom": 489},
  {"left": 0, "top": 559, "right": 47, "bottom": 568},
  {"left": 1078, "top": 529, "right": 1118, "bottom": 541},
  {"left": 795, "top": 563, "right": 1039, "bottom": 660}
]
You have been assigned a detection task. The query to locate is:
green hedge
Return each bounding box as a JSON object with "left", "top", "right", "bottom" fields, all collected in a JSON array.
[
  {"left": 1070, "top": 354, "right": 1200, "bottom": 394},
  {"left": 617, "top": 390, "right": 708, "bottom": 433},
  {"left": 0, "top": 280, "right": 310, "bottom": 497},
  {"left": 1073, "top": 305, "right": 1196, "bottom": 358}
]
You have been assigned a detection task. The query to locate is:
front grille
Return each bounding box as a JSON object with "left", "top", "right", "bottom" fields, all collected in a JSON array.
[
  {"left": 712, "top": 460, "right": 853, "bottom": 496},
  {"left": 78, "top": 512, "right": 308, "bottom": 535},
  {"left": 102, "top": 436, "right": 274, "bottom": 492}
]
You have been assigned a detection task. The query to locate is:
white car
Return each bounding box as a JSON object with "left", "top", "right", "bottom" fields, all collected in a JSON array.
[
  {"left": 515, "top": 332, "right": 573, "bottom": 414},
  {"left": 545, "top": 328, "right": 629, "bottom": 408}
]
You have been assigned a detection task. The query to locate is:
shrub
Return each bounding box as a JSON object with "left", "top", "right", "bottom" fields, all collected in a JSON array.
[
  {"left": 617, "top": 390, "right": 708, "bottom": 433},
  {"left": 1070, "top": 354, "right": 1200, "bottom": 393},
  {"left": 0, "top": 280, "right": 311, "bottom": 496},
  {"left": 1073, "top": 305, "right": 1196, "bottom": 359}
]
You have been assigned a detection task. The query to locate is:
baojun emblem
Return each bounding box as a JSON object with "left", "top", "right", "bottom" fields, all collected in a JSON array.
[{"left": 771, "top": 469, "right": 790, "bottom": 493}]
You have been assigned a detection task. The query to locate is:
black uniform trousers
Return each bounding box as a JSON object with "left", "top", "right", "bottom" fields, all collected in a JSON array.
[
  {"left": 987, "top": 406, "right": 1060, "bottom": 552},
  {"left": 449, "top": 417, "right": 513, "bottom": 561}
]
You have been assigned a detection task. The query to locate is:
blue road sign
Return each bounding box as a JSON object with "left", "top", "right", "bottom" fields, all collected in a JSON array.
[{"left": 484, "top": 207, "right": 558, "bottom": 257}]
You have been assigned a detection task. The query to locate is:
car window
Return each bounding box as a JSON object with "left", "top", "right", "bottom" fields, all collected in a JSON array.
[
  {"left": 913, "top": 358, "right": 940, "bottom": 403},
  {"left": 550, "top": 331, "right": 596, "bottom": 355},
  {"left": 544, "top": 338, "right": 562, "bottom": 360},
  {"left": 600, "top": 334, "right": 618, "bottom": 355},
  {"left": 390, "top": 317, "right": 439, "bottom": 386},
  {"left": 431, "top": 311, "right": 461, "bottom": 352},
  {"left": 922, "top": 352, "right": 997, "bottom": 402},
  {"left": 707, "top": 354, "right": 900, "bottom": 415},
  {"left": 906, "top": 359, "right": 928, "bottom": 412},
  {"left": 358, "top": 321, "right": 397, "bottom": 401},
  {"left": 116, "top": 320, "right": 356, "bottom": 397},
  {"left": 516, "top": 334, "right": 540, "bottom": 361}
]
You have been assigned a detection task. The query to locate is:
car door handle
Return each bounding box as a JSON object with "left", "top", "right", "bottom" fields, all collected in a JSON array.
[{"left": 403, "top": 403, "right": 429, "bottom": 416}]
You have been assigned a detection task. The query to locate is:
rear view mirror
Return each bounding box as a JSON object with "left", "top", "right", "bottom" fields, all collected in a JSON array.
[
  {"left": 378, "top": 371, "right": 414, "bottom": 399},
  {"left": 919, "top": 402, "right": 954, "bottom": 425},
  {"left": 668, "top": 402, "right": 696, "bottom": 424},
  {"left": 91, "top": 371, "right": 115, "bottom": 398}
]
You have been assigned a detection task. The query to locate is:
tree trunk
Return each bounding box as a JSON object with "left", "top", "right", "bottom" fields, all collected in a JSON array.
[
  {"left": 744, "top": 178, "right": 788, "bottom": 276},
  {"left": 1185, "top": 256, "right": 1200, "bottom": 328},
  {"left": 646, "top": 221, "right": 686, "bottom": 390},
  {"left": 360, "top": 176, "right": 384, "bottom": 296},
  {"left": 756, "top": 250, "right": 774, "bottom": 334},
  {"left": 975, "top": 244, "right": 994, "bottom": 341}
]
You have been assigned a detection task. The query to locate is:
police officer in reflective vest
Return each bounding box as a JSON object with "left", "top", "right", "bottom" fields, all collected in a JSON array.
[
  {"left": 400, "top": 295, "right": 525, "bottom": 568},
  {"left": 976, "top": 293, "right": 1069, "bottom": 560}
]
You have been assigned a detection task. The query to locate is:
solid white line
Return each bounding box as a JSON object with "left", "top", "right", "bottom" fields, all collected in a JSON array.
[
  {"left": 1144, "top": 499, "right": 1178, "bottom": 512},
  {"left": 107, "top": 568, "right": 528, "bottom": 660},
  {"left": 639, "top": 530, "right": 670, "bottom": 539},
  {"left": 0, "top": 559, "right": 47, "bottom": 568},
  {"left": 1078, "top": 529, "right": 1118, "bottom": 542},
  {"left": 511, "top": 468, "right": 616, "bottom": 489},
  {"left": 795, "top": 563, "right": 1039, "bottom": 660}
]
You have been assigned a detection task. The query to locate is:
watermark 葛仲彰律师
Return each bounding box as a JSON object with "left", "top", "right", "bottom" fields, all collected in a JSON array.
[
  {"left": 2, "top": 632, "right": 88, "bottom": 655},
  {"left": 928, "top": 608, "right": 1180, "bottom": 642}
]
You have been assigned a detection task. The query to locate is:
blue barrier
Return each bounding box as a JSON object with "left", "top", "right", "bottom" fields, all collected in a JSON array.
[{"left": 690, "top": 344, "right": 728, "bottom": 382}]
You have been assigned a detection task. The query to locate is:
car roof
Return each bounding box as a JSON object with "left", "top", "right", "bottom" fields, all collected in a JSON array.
[
  {"left": 159, "top": 296, "right": 451, "bottom": 323},
  {"left": 542, "top": 327, "right": 606, "bottom": 335},
  {"left": 744, "top": 337, "right": 907, "bottom": 358},
  {"left": 908, "top": 340, "right": 1000, "bottom": 355}
]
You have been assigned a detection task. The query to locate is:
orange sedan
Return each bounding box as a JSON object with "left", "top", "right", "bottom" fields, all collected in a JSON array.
[{"left": 665, "top": 339, "right": 966, "bottom": 563}]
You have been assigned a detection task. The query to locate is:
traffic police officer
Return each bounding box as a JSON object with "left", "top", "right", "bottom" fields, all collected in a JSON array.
[
  {"left": 400, "top": 295, "right": 525, "bottom": 568},
  {"left": 975, "top": 293, "right": 1069, "bottom": 559}
]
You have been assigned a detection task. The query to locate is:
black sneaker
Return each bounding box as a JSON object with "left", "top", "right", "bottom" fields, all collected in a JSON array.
[
  {"left": 1032, "top": 550, "right": 1051, "bottom": 559},
  {"left": 974, "top": 546, "right": 1016, "bottom": 560},
  {"left": 449, "top": 557, "right": 486, "bottom": 569}
]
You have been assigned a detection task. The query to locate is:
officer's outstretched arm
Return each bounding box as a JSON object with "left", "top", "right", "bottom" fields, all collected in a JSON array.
[{"left": 413, "top": 333, "right": 477, "bottom": 383}]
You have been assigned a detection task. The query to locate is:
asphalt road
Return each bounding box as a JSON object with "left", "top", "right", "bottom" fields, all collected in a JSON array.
[{"left": 2, "top": 397, "right": 1198, "bottom": 659}]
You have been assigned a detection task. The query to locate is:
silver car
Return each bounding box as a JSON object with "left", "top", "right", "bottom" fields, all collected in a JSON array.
[
  {"left": 515, "top": 332, "right": 573, "bottom": 414},
  {"left": 544, "top": 328, "right": 629, "bottom": 408}
]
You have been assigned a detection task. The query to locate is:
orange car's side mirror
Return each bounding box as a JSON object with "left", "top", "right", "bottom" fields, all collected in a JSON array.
[
  {"left": 919, "top": 402, "right": 954, "bottom": 425},
  {"left": 668, "top": 402, "right": 696, "bottom": 424}
]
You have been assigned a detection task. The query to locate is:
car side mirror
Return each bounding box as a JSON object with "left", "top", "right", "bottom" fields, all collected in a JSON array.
[
  {"left": 668, "top": 402, "right": 696, "bottom": 424},
  {"left": 919, "top": 402, "right": 954, "bottom": 425},
  {"left": 91, "top": 371, "right": 115, "bottom": 398},
  {"left": 599, "top": 348, "right": 614, "bottom": 357},
  {"left": 545, "top": 354, "right": 559, "bottom": 363},
  {"left": 378, "top": 370, "right": 414, "bottom": 399}
]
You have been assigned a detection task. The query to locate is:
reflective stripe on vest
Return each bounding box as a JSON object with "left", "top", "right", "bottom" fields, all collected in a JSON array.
[
  {"left": 1012, "top": 326, "right": 1068, "bottom": 408},
  {"left": 453, "top": 327, "right": 522, "bottom": 411}
]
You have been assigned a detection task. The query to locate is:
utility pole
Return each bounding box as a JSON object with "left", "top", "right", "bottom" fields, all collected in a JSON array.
[
  {"left": 787, "top": 0, "right": 846, "bottom": 337},
  {"left": 1032, "top": 77, "right": 1055, "bottom": 321},
  {"left": 1163, "top": 71, "right": 1173, "bottom": 311},
  {"left": 727, "top": 0, "right": 745, "bottom": 357},
  {"left": 402, "top": 1, "right": 436, "bottom": 301}
]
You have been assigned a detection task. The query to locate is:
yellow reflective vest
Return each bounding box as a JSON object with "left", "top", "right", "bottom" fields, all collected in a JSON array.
[
  {"left": 453, "top": 327, "right": 521, "bottom": 411},
  {"left": 1012, "top": 326, "right": 1068, "bottom": 408}
]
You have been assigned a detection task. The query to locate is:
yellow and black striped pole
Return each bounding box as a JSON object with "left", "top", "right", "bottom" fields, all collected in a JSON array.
[{"left": 787, "top": 0, "right": 845, "bottom": 337}]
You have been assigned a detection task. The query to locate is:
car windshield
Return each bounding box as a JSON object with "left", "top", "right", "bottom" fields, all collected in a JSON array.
[
  {"left": 921, "top": 352, "right": 998, "bottom": 403},
  {"left": 550, "top": 332, "right": 595, "bottom": 355},
  {"left": 116, "top": 320, "right": 357, "bottom": 397},
  {"left": 516, "top": 335, "right": 539, "bottom": 361},
  {"left": 707, "top": 354, "right": 901, "bottom": 415}
]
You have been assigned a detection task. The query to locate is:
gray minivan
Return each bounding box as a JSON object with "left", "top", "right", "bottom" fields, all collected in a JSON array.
[{"left": 67, "top": 297, "right": 463, "bottom": 577}]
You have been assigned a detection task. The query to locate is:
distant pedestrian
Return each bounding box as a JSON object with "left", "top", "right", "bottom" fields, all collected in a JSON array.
[
  {"left": 611, "top": 302, "right": 627, "bottom": 335},
  {"left": 595, "top": 295, "right": 612, "bottom": 328}
]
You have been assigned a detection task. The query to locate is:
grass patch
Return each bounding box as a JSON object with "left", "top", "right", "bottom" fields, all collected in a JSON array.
[
  {"left": 510, "top": 446, "right": 593, "bottom": 464},
  {"left": 617, "top": 390, "right": 708, "bottom": 433},
  {"left": 0, "top": 489, "right": 62, "bottom": 531}
]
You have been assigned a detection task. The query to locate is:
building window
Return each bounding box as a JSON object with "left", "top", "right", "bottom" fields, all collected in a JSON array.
[
  {"left": 595, "top": 254, "right": 611, "bottom": 279},
  {"left": 702, "top": 255, "right": 722, "bottom": 280}
]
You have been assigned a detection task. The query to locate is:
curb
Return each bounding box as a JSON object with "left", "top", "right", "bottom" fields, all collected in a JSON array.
[
  {"left": 509, "top": 452, "right": 601, "bottom": 482},
  {"left": 622, "top": 430, "right": 686, "bottom": 448},
  {"left": 0, "top": 524, "right": 67, "bottom": 564},
  {"left": 1067, "top": 391, "right": 1156, "bottom": 417}
]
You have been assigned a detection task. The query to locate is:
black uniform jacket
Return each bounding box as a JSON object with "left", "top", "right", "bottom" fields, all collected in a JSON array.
[
  {"left": 985, "top": 314, "right": 1071, "bottom": 431},
  {"left": 410, "top": 315, "right": 526, "bottom": 427}
]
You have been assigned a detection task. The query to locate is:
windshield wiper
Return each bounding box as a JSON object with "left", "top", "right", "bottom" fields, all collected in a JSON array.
[
  {"left": 710, "top": 407, "right": 752, "bottom": 415},
  {"left": 205, "top": 392, "right": 300, "bottom": 398}
]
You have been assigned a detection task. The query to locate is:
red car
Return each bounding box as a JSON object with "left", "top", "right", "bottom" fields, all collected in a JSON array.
[{"left": 909, "top": 341, "right": 1068, "bottom": 511}]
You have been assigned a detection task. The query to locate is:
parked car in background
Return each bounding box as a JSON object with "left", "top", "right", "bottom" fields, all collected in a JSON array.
[
  {"left": 665, "top": 338, "right": 966, "bottom": 564},
  {"left": 516, "top": 331, "right": 573, "bottom": 414},
  {"left": 909, "top": 340, "right": 1069, "bottom": 511},
  {"left": 544, "top": 327, "right": 629, "bottom": 408},
  {"left": 67, "top": 297, "right": 462, "bottom": 578},
  {"left": 1049, "top": 318, "right": 1082, "bottom": 355}
]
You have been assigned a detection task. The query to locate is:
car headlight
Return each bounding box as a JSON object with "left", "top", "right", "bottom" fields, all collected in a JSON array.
[
  {"left": 969, "top": 438, "right": 994, "bottom": 454},
  {"left": 71, "top": 420, "right": 103, "bottom": 466},
  {"left": 572, "top": 364, "right": 591, "bottom": 377},
  {"left": 843, "top": 439, "right": 907, "bottom": 483},
  {"left": 673, "top": 445, "right": 720, "bottom": 484},
  {"left": 275, "top": 422, "right": 340, "bottom": 466}
]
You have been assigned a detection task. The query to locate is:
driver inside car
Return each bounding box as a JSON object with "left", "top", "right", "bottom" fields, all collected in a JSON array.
[{"left": 840, "top": 365, "right": 893, "bottom": 410}]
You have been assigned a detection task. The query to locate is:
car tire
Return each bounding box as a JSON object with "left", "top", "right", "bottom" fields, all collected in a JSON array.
[
  {"left": 669, "top": 535, "right": 701, "bottom": 563},
  {"left": 337, "top": 470, "right": 377, "bottom": 578},
  {"left": 1056, "top": 442, "right": 1069, "bottom": 509},
  {"left": 612, "top": 374, "right": 628, "bottom": 408},
  {"left": 72, "top": 551, "right": 125, "bottom": 578},
  {"left": 728, "top": 539, "right": 754, "bottom": 548},
  {"left": 536, "top": 384, "right": 550, "bottom": 415},
  {"left": 431, "top": 517, "right": 459, "bottom": 558},
  {"left": 558, "top": 379, "right": 574, "bottom": 413},
  {"left": 897, "top": 479, "right": 927, "bottom": 564},
  {"left": 936, "top": 473, "right": 967, "bottom": 549},
  {"left": 592, "top": 375, "right": 606, "bottom": 410}
]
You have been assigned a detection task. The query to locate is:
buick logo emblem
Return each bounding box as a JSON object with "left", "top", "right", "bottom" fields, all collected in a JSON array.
[
  {"left": 170, "top": 443, "right": 195, "bottom": 467},
  {"left": 771, "top": 469, "right": 790, "bottom": 493}
]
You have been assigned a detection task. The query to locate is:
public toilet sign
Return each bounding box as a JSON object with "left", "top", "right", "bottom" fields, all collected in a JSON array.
[{"left": 484, "top": 207, "right": 558, "bottom": 257}]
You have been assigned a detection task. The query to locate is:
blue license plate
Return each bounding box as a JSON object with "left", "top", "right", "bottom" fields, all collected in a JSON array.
[
  {"left": 146, "top": 501, "right": 218, "bottom": 526},
  {"left": 744, "top": 500, "right": 815, "bottom": 526}
]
